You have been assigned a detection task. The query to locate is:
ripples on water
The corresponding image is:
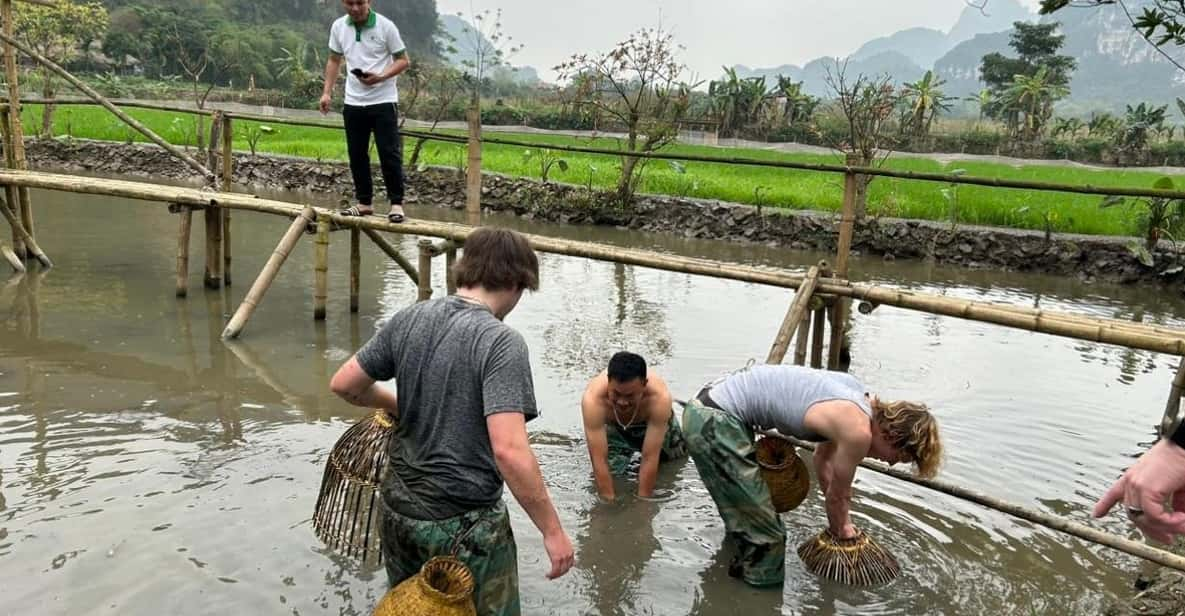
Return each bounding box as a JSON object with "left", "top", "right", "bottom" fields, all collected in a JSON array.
[{"left": 0, "top": 188, "right": 1179, "bottom": 614}]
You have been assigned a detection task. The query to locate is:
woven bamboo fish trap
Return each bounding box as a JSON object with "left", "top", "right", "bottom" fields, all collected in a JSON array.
[
  {"left": 313, "top": 409, "right": 396, "bottom": 565},
  {"left": 796, "top": 529, "right": 900, "bottom": 586},
  {"left": 755, "top": 436, "right": 810, "bottom": 513},
  {"left": 373, "top": 556, "right": 477, "bottom": 616}
]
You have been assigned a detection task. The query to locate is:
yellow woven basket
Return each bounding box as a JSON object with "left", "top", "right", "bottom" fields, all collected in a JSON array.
[
  {"left": 755, "top": 436, "right": 810, "bottom": 513},
  {"left": 373, "top": 556, "right": 477, "bottom": 616}
]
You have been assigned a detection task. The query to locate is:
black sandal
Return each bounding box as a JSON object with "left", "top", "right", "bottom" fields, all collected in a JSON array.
[{"left": 338, "top": 205, "right": 374, "bottom": 217}]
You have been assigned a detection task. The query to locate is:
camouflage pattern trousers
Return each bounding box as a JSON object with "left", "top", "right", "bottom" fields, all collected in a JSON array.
[
  {"left": 381, "top": 500, "right": 520, "bottom": 616},
  {"left": 607, "top": 412, "right": 688, "bottom": 476},
  {"left": 682, "top": 399, "right": 786, "bottom": 587}
]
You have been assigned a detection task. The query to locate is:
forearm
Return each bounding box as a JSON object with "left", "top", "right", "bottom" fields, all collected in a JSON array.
[
  {"left": 497, "top": 444, "right": 564, "bottom": 536},
  {"left": 637, "top": 454, "right": 659, "bottom": 497},
  {"left": 591, "top": 457, "right": 615, "bottom": 500},
  {"left": 824, "top": 482, "right": 854, "bottom": 535},
  {"left": 322, "top": 58, "right": 341, "bottom": 96},
  {"left": 382, "top": 56, "right": 409, "bottom": 81},
  {"left": 334, "top": 383, "right": 398, "bottom": 413}
]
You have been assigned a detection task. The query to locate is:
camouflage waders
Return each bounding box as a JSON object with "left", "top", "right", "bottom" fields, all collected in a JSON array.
[
  {"left": 682, "top": 399, "right": 786, "bottom": 587},
  {"left": 381, "top": 500, "right": 519, "bottom": 616},
  {"left": 607, "top": 412, "right": 688, "bottom": 476}
]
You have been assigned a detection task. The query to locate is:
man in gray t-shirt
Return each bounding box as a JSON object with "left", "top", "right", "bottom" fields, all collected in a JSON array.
[{"left": 330, "top": 228, "right": 574, "bottom": 615}]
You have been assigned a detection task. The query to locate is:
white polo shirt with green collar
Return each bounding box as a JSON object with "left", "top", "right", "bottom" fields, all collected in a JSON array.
[{"left": 328, "top": 10, "right": 406, "bottom": 106}]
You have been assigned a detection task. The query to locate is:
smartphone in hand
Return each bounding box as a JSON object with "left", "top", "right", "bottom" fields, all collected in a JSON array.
[{"left": 350, "top": 68, "right": 372, "bottom": 79}]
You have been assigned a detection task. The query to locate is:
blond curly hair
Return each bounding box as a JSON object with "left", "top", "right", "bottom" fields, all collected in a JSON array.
[{"left": 871, "top": 398, "right": 943, "bottom": 479}]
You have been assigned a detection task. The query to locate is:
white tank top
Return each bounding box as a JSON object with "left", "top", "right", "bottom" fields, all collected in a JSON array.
[{"left": 709, "top": 365, "right": 871, "bottom": 441}]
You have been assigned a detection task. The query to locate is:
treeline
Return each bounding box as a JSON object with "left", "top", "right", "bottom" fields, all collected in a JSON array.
[{"left": 89, "top": 0, "right": 439, "bottom": 90}]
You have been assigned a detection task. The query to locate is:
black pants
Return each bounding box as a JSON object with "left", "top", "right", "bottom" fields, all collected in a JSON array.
[{"left": 342, "top": 102, "right": 405, "bottom": 207}]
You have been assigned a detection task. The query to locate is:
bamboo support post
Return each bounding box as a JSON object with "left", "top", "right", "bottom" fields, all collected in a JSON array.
[
  {"left": 0, "top": 30, "right": 213, "bottom": 181},
  {"left": 828, "top": 299, "right": 848, "bottom": 371},
  {"left": 446, "top": 245, "right": 457, "bottom": 295},
  {"left": 349, "top": 228, "right": 360, "bottom": 313},
  {"left": 361, "top": 227, "right": 418, "bottom": 282},
  {"left": 465, "top": 104, "right": 482, "bottom": 226},
  {"left": 811, "top": 262, "right": 831, "bottom": 369},
  {"left": 222, "top": 207, "right": 316, "bottom": 339},
  {"left": 793, "top": 310, "right": 810, "bottom": 366},
  {"left": 0, "top": 1, "right": 31, "bottom": 261},
  {"left": 777, "top": 434, "right": 1185, "bottom": 574},
  {"left": 0, "top": 108, "right": 21, "bottom": 257},
  {"left": 0, "top": 194, "right": 48, "bottom": 267},
  {"left": 767, "top": 265, "right": 821, "bottom": 364},
  {"left": 1162, "top": 357, "right": 1185, "bottom": 436},
  {"left": 203, "top": 117, "right": 223, "bottom": 289},
  {"left": 221, "top": 115, "right": 233, "bottom": 286},
  {"left": 1, "top": 240, "right": 22, "bottom": 272},
  {"left": 314, "top": 214, "right": 330, "bottom": 320},
  {"left": 175, "top": 205, "right": 192, "bottom": 297},
  {"left": 417, "top": 238, "right": 433, "bottom": 301}
]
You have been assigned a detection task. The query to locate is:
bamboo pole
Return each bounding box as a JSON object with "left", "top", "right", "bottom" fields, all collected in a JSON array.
[
  {"left": 0, "top": 194, "right": 48, "bottom": 267},
  {"left": 810, "top": 304, "right": 826, "bottom": 369},
  {"left": 793, "top": 310, "right": 810, "bottom": 366},
  {"left": 835, "top": 155, "right": 859, "bottom": 279},
  {"left": 175, "top": 205, "right": 192, "bottom": 297},
  {"left": 221, "top": 207, "right": 316, "bottom": 339},
  {"left": 349, "top": 227, "right": 361, "bottom": 313},
  {"left": 5, "top": 97, "right": 217, "bottom": 115},
  {"left": 361, "top": 227, "right": 418, "bottom": 282},
  {"left": 314, "top": 214, "right": 329, "bottom": 320},
  {"left": 0, "top": 106, "right": 21, "bottom": 258},
  {"left": 1, "top": 240, "right": 22, "bottom": 272},
  {"left": 221, "top": 114, "right": 233, "bottom": 286},
  {"left": 777, "top": 434, "right": 1185, "bottom": 574},
  {"left": 767, "top": 265, "right": 820, "bottom": 364},
  {"left": 0, "top": 31, "right": 213, "bottom": 181},
  {"left": 445, "top": 245, "right": 457, "bottom": 295},
  {"left": 6, "top": 168, "right": 1185, "bottom": 355},
  {"left": 1162, "top": 357, "right": 1185, "bottom": 436},
  {"left": 18, "top": 97, "right": 1185, "bottom": 201},
  {"left": 1, "top": 1, "right": 31, "bottom": 261},
  {"left": 465, "top": 105, "right": 482, "bottom": 226},
  {"left": 203, "top": 115, "right": 223, "bottom": 289},
  {"left": 417, "top": 238, "right": 433, "bottom": 301}
]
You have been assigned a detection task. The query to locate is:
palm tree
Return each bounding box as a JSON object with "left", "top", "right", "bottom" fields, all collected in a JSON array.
[
  {"left": 901, "top": 70, "right": 954, "bottom": 140},
  {"left": 708, "top": 67, "right": 770, "bottom": 137},
  {"left": 964, "top": 88, "right": 993, "bottom": 125},
  {"left": 1119, "top": 102, "right": 1169, "bottom": 153},
  {"left": 1003, "top": 66, "right": 1069, "bottom": 141},
  {"left": 773, "top": 76, "right": 818, "bottom": 126}
]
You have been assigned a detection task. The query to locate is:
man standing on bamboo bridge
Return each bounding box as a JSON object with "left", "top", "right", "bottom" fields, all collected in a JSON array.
[
  {"left": 683, "top": 364, "right": 943, "bottom": 586},
  {"left": 320, "top": 0, "right": 410, "bottom": 223},
  {"left": 581, "top": 352, "right": 686, "bottom": 502},
  {"left": 330, "top": 228, "right": 575, "bottom": 615}
]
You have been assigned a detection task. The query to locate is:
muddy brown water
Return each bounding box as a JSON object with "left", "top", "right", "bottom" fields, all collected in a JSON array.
[{"left": 2, "top": 182, "right": 1183, "bottom": 615}]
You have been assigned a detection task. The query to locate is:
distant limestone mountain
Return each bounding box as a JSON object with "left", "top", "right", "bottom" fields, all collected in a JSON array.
[
  {"left": 947, "top": 0, "right": 1035, "bottom": 45},
  {"left": 851, "top": 27, "right": 950, "bottom": 69},
  {"left": 727, "top": 0, "right": 1181, "bottom": 111},
  {"left": 437, "top": 14, "right": 540, "bottom": 85}
]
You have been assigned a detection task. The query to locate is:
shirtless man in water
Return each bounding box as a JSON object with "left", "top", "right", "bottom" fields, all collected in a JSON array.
[{"left": 581, "top": 352, "right": 686, "bottom": 501}]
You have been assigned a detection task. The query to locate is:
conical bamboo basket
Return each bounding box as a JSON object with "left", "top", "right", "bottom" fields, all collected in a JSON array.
[
  {"left": 373, "top": 556, "right": 477, "bottom": 616},
  {"left": 796, "top": 529, "right": 900, "bottom": 586},
  {"left": 313, "top": 409, "right": 396, "bottom": 565},
  {"left": 755, "top": 436, "right": 810, "bottom": 513}
]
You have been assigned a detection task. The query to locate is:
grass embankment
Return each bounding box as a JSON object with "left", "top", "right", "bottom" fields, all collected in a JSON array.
[{"left": 27, "top": 104, "right": 1185, "bottom": 237}]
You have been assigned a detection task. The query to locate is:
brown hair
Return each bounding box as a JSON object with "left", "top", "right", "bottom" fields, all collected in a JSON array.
[
  {"left": 872, "top": 398, "right": 943, "bottom": 479},
  {"left": 451, "top": 227, "right": 540, "bottom": 292}
]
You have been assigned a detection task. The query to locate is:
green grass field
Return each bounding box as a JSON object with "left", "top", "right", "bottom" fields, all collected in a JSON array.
[{"left": 29, "top": 103, "right": 1185, "bottom": 237}]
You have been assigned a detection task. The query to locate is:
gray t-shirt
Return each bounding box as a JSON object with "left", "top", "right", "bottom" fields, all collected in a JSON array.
[
  {"left": 356, "top": 295, "right": 538, "bottom": 520},
  {"left": 710, "top": 364, "right": 871, "bottom": 441}
]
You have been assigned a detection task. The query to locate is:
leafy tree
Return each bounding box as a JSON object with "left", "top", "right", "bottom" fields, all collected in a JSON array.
[
  {"left": 1118, "top": 102, "right": 1169, "bottom": 157},
  {"left": 556, "top": 27, "right": 694, "bottom": 205},
  {"left": 901, "top": 70, "right": 954, "bottom": 141},
  {"left": 980, "top": 21, "right": 1076, "bottom": 135},
  {"left": 15, "top": 0, "right": 109, "bottom": 137},
  {"left": 1051, "top": 116, "right": 1085, "bottom": 138},
  {"left": 1001, "top": 66, "right": 1070, "bottom": 141},
  {"left": 1040, "top": 1, "right": 1185, "bottom": 59},
  {"left": 708, "top": 67, "right": 769, "bottom": 137},
  {"left": 822, "top": 62, "right": 901, "bottom": 217},
  {"left": 773, "top": 76, "right": 819, "bottom": 126}
]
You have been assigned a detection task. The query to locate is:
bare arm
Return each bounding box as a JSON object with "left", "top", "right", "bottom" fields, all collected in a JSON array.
[
  {"left": 488, "top": 412, "right": 574, "bottom": 579},
  {"left": 805, "top": 402, "right": 871, "bottom": 539},
  {"left": 361, "top": 52, "right": 410, "bottom": 87},
  {"left": 320, "top": 53, "right": 343, "bottom": 113},
  {"left": 824, "top": 438, "right": 865, "bottom": 539},
  {"left": 329, "top": 355, "right": 399, "bottom": 415},
  {"left": 636, "top": 393, "right": 672, "bottom": 498},
  {"left": 813, "top": 441, "right": 836, "bottom": 497},
  {"left": 581, "top": 390, "right": 615, "bottom": 501}
]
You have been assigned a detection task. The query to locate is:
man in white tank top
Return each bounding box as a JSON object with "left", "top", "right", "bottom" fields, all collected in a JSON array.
[{"left": 683, "top": 364, "right": 943, "bottom": 587}]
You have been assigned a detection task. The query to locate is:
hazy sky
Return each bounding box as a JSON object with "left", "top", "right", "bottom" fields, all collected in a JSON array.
[{"left": 436, "top": 0, "right": 1043, "bottom": 81}]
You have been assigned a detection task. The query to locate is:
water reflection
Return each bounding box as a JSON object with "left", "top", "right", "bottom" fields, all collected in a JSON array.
[{"left": 580, "top": 500, "right": 663, "bottom": 616}]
